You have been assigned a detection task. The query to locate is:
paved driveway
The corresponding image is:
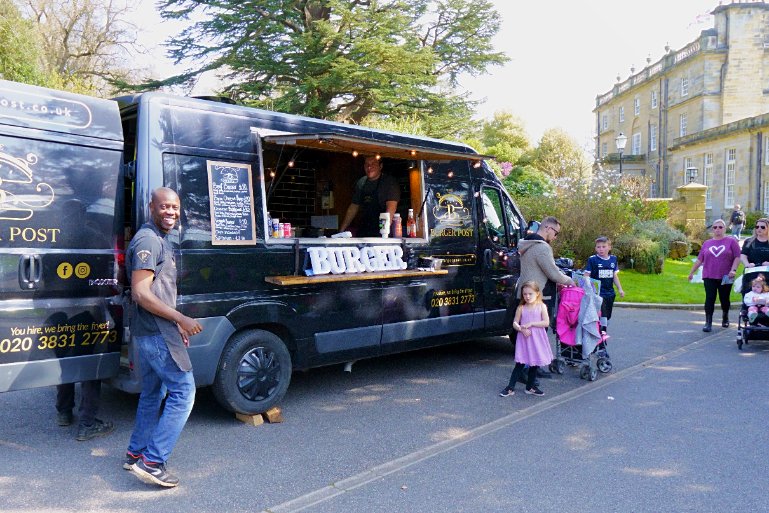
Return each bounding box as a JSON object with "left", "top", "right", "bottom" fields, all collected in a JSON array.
[{"left": 1, "top": 307, "right": 761, "bottom": 513}]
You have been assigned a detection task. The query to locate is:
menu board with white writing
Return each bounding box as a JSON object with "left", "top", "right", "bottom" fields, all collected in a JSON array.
[{"left": 207, "top": 160, "right": 257, "bottom": 245}]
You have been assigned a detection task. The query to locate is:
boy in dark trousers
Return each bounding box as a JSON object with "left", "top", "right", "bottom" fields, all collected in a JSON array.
[{"left": 584, "top": 236, "right": 625, "bottom": 334}]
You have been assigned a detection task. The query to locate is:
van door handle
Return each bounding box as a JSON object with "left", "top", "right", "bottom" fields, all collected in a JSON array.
[
  {"left": 484, "top": 248, "right": 492, "bottom": 268},
  {"left": 19, "top": 254, "right": 42, "bottom": 290}
]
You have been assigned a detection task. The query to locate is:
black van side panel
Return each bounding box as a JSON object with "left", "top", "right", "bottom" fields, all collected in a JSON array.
[{"left": 0, "top": 81, "right": 123, "bottom": 392}]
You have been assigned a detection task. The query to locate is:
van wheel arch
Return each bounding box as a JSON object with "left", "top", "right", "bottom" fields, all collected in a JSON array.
[{"left": 212, "top": 328, "right": 292, "bottom": 415}]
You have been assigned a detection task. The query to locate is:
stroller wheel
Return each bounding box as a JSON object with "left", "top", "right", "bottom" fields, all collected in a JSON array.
[
  {"left": 597, "top": 357, "right": 613, "bottom": 373},
  {"left": 589, "top": 367, "right": 598, "bottom": 381},
  {"left": 555, "top": 359, "right": 566, "bottom": 375},
  {"left": 579, "top": 365, "right": 589, "bottom": 380}
]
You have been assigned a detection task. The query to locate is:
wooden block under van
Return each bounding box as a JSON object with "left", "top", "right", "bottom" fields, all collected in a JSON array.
[
  {"left": 235, "top": 412, "right": 265, "bottom": 427},
  {"left": 262, "top": 407, "right": 283, "bottom": 423}
]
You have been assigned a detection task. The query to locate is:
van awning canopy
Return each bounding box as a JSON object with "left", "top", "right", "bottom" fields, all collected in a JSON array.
[{"left": 262, "top": 132, "right": 493, "bottom": 162}]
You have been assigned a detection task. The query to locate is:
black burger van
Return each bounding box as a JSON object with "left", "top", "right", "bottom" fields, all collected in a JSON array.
[{"left": 0, "top": 80, "right": 526, "bottom": 414}]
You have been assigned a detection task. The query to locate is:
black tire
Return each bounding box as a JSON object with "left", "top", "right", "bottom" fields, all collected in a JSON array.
[
  {"left": 555, "top": 359, "right": 566, "bottom": 375},
  {"left": 579, "top": 365, "right": 589, "bottom": 380},
  {"left": 212, "top": 329, "right": 292, "bottom": 414},
  {"left": 589, "top": 367, "right": 598, "bottom": 381},
  {"left": 597, "top": 357, "right": 612, "bottom": 373}
]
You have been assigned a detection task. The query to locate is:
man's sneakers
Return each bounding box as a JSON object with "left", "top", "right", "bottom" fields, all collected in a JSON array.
[
  {"left": 525, "top": 386, "right": 545, "bottom": 397},
  {"left": 75, "top": 419, "right": 115, "bottom": 441},
  {"left": 131, "top": 458, "right": 180, "bottom": 488},
  {"left": 123, "top": 451, "right": 142, "bottom": 470},
  {"left": 56, "top": 410, "right": 73, "bottom": 427}
]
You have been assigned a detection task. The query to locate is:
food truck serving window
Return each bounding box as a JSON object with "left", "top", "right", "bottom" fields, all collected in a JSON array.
[{"left": 260, "top": 132, "right": 487, "bottom": 242}]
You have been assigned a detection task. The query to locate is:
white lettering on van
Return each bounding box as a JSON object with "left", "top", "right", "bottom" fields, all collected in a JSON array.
[{"left": 307, "top": 246, "right": 407, "bottom": 275}]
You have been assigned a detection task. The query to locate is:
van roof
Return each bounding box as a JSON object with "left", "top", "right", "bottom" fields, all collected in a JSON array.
[
  {"left": 0, "top": 80, "right": 122, "bottom": 141},
  {"left": 118, "top": 92, "right": 487, "bottom": 160}
]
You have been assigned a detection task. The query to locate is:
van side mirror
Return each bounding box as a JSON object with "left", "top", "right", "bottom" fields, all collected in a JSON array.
[{"left": 526, "top": 220, "right": 539, "bottom": 235}]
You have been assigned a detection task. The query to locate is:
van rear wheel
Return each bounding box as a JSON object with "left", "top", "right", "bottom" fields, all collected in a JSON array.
[{"left": 212, "top": 329, "right": 291, "bottom": 415}]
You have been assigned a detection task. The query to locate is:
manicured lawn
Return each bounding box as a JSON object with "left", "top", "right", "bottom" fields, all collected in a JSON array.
[{"left": 616, "top": 258, "right": 742, "bottom": 304}]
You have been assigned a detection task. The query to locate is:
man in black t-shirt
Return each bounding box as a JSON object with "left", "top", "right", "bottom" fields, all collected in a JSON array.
[{"left": 339, "top": 156, "right": 400, "bottom": 237}]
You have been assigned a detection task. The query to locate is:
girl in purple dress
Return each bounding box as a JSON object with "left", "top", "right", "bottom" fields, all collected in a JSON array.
[{"left": 499, "top": 280, "right": 553, "bottom": 397}]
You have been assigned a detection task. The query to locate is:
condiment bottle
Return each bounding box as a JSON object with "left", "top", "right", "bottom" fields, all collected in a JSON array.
[
  {"left": 392, "top": 213, "right": 402, "bottom": 238},
  {"left": 407, "top": 209, "right": 417, "bottom": 237}
]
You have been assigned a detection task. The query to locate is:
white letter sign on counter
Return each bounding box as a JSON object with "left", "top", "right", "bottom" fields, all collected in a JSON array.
[{"left": 308, "top": 246, "right": 408, "bottom": 275}]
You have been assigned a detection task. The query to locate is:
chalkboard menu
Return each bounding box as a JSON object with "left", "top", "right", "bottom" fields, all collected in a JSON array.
[{"left": 207, "top": 160, "right": 257, "bottom": 245}]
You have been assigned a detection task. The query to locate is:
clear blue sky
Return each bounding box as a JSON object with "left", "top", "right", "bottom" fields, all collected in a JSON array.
[{"left": 130, "top": 0, "right": 720, "bottom": 150}]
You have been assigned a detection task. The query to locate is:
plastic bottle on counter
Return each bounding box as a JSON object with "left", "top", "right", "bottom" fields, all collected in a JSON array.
[
  {"left": 406, "top": 209, "right": 417, "bottom": 237},
  {"left": 392, "top": 213, "right": 402, "bottom": 238}
]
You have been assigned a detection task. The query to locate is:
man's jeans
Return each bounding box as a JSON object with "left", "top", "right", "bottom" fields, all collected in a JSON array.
[{"left": 127, "top": 334, "right": 195, "bottom": 464}]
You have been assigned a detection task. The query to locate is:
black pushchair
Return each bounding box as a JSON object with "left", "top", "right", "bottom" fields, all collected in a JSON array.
[{"left": 736, "top": 266, "right": 769, "bottom": 349}]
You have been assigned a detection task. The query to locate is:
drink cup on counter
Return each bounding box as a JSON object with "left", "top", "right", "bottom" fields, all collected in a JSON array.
[
  {"left": 379, "top": 213, "right": 391, "bottom": 238},
  {"left": 283, "top": 222, "right": 292, "bottom": 238},
  {"left": 271, "top": 218, "right": 280, "bottom": 238}
]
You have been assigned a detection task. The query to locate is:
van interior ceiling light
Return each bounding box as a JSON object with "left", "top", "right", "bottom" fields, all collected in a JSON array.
[
  {"left": 427, "top": 166, "right": 433, "bottom": 174},
  {"left": 410, "top": 149, "right": 417, "bottom": 156},
  {"left": 375, "top": 154, "right": 381, "bottom": 160},
  {"left": 287, "top": 160, "right": 295, "bottom": 168},
  {"left": 352, "top": 150, "right": 359, "bottom": 157},
  {"left": 447, "top": 170, "right": 454, "bottom": 178}
]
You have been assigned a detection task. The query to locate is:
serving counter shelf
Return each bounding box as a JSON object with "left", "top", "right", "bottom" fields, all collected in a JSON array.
[{"left": 265, "top": 269, "right": 448, "bottom": 286}]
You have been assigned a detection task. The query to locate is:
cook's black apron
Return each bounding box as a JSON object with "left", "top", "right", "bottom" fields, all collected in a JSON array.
[{"left": 357, "top": 178, "right": 382, "bottom": 237}]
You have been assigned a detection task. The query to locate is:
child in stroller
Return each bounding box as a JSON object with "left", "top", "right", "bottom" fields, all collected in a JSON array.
[
  {"left": 743, "top": 274, "right": 769, "bottom": 324},
  {"left": 736, "top": 267, "right": 769, "bottom": 349}
]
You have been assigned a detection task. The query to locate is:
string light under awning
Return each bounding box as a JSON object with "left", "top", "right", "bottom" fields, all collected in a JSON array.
[{"left": 262, "top": 132, "right": 493, "bottom": 163}]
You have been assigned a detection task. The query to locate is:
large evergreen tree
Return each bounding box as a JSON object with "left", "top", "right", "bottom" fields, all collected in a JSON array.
[{"left": 154, "top": 0, "right": 507, "bottom": 134}]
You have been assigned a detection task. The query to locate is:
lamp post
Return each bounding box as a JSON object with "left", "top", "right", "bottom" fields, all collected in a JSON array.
[
  {"left": 615, "top": 132, "right": 627, "bottom": 176},
  {"left": 686, "top": 166, "right": 698, "bottom": 184}
]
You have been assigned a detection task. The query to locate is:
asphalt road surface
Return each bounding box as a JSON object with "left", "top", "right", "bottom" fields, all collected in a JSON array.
[{"left": 1, "top": 307, "right": 767, "bottom": 513}]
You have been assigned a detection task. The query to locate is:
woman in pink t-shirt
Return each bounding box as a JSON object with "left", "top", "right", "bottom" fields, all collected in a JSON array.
[{"left": 688, "top": 219, "right": 741, "bottom": 332}]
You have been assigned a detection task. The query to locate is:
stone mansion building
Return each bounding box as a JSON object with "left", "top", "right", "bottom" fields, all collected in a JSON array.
[{"left": 594, "top": 1, "right": 769, "bottom": 222}]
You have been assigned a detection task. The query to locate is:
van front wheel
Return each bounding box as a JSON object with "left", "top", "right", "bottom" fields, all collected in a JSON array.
[{"left": 212, "top": 329, "right": 292, "bottom": 415}]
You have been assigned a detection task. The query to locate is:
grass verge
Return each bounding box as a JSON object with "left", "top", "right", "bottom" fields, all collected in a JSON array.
[{"left": 617, "top": 258, "right": 742, "bottom": 304}]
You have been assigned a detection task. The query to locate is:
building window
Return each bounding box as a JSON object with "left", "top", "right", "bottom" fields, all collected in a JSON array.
[
  {"left": 764, "top": 181, "right": 769, "bottom": 215},
  {"left": 651, "top": 90, "right": 658, "bottom": 109},
  {"left": 634, "top": 97, "right": 640, "bottom": 116},
  {"left": 684, "top": 157, "right": 693, "bottom": 185},
  {"left": 632, "top": 133, "right": 642, "bottom": 155},
  {"left": 619, "top": 106, "right": 625, "bottom": 123},
  {"left": 650, "top": 125, "right": 657, "bottom": 151},
  {"left": 680, "top": 113, "right": 687, "bottom": 137},
  {"left": 681, "top": 77, "right": 689, "bottom": 97},
  {"left": 704, "top": 153, "right": 713, "bottom": 208},
  {"left": 602, "top": 114, "right": 608, "bottom": 131},
  {"left": 765, "top": 135, "right": 769, "bottom": 165},
  {"left": 725, "top": 148, "right": 736, "bottom": 207},
  {"left": 601, "top": 142, "right": 608, "bottom": 158}
]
